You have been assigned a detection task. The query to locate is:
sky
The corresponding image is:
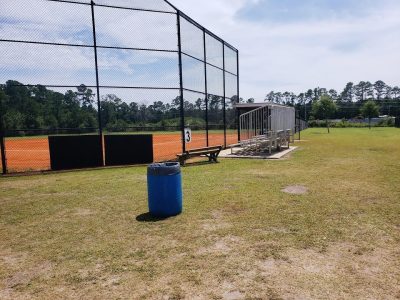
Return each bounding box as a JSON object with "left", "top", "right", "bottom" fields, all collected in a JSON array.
[
  {"left": 0, "top": 0, "right": 399, "bottom": 103},
  {"left": 172, "top": 0, "right": 400, "bottom": 101}
]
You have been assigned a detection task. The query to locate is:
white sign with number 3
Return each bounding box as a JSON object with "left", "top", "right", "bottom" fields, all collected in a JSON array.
[{"left": 184, "top": 128, "right": 192, "bottom": 143}]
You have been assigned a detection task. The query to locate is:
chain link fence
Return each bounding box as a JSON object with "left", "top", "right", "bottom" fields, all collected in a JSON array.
[{"left": 0, "top": 0, "right": 239, "bottom": 174}]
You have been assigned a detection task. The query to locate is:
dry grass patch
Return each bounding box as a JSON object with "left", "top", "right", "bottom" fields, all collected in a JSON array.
[
  {"left": 282, "top": 185, "right": 308, "bottom": 195},
  {"left": 258, "top": 241, "right": 400, "bottom": 299},
  {"left": 1, "top": 128, "right": 400, "bottom": 299}
]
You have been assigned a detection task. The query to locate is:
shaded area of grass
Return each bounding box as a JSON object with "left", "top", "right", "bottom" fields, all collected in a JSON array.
[{"left": 1, "top": 128, "right": 399, "bottom": 299}]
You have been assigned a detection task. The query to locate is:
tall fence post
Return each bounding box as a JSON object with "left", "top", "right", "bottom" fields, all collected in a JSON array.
[
  {"left": 90, "top": 0, "right": 104, "bottom": 166},
  {"left": 236, "top": 50, "right": 240, "bottom": 142},
  {"left": 177, "top": 11, "right": 186, "bottom": 153},
  {"left": 222, "top": 44, "right": 227, "bottom": 148},
  {"left": 203, "top": 29, "right": 209, "bottom": 147}
]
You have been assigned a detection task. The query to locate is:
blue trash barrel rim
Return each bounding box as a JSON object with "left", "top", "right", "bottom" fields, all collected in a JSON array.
[{"left": 148, "top": 162, "right": 181, "bottom": 176}]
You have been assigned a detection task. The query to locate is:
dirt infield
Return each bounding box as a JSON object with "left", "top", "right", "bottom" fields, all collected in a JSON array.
[{"left": 2, "top": 133, "right": 238, "bottom": 172}]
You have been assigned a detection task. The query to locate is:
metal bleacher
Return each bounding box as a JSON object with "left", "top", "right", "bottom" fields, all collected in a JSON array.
[{"left": 234, "top": 103, "right": 295, "bottom": 155}]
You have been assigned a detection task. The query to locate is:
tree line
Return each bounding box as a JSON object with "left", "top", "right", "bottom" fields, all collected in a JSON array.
[
  {"left": 263, "top": 81, "right": 400, "bottom": 105},
  {"left": 260, "top": 81, "right": 400, "bottom": 120},
  {"left": 311, "top": 95, "right": 386, "bottom": 132},
  {"left": 0, "top": 81, "right": 237, "bottom": 132},
  {"left": 2, "top": 79, "right": 398, "bottom": 132}
]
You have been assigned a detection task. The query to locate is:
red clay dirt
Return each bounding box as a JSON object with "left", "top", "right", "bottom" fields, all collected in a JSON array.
[{"left": 2, "top": 133, "right": 238, "bottom": 172}]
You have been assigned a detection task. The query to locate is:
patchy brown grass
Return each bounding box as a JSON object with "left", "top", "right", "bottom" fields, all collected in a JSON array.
[{"left": 1, "top": 128, "right": 400, "bottom": 299}]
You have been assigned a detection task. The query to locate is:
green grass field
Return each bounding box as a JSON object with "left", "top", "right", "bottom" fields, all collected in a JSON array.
[{"left": 1, "top": 128, "right": 399, "bottom": 299}]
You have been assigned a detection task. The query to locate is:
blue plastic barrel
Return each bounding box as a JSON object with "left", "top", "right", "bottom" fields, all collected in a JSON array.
[{"left": 147, "top": 162, "right": 182, "bottom": 217}]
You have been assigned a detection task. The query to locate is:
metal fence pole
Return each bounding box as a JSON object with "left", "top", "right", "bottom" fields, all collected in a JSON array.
[
  {"left": 222, "top": 44, "right": 227, "bottom": 148},
  {"left": 236, "top": 50, "right": 240, "bottom": 142},
  {"left": 203, "top": 29, "right": 209, "bottom": 147},
  {"left": 177, "top": 12, "right": 186, "bottom": 153},
  {"left": 90, "top": 1, "right": 104, "bottom": 166}
]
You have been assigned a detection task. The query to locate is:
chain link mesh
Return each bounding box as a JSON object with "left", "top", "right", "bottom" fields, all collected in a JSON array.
[
  {"left": 0, "top": 42, "right": 97, "bottom": 87},
  {"left": 225, "top": 72, "right": 238, "bottom": 100},
  {"left": 224, "top": 45, "right": 238, "bottom": 75},
  {"left": 180, "top": 16, "right": 204, "bottom": 60},
  {"left": 182, "top": 55, "right": 205, "bottom": 93},
  {"left": 0, "top": 0, "right": 93, "bottom": 45},
  {"left": 206, "top": 33, "right": 224, "bottom": 69},
  {"left": 206, "top": 65, "right": 224, "bottom": 97},
  {"left": 95, "top": 6, "right": 177, "bottom": 50},
  {"left": 207, "top": 95, "right": 225, "bottom": 147},
  {"left": 181, "top": 91, "right": 207, "bottom": 150},
  {"left": 0, "top": 0, "right": 238, "bottom": 173},
  {"left": 97, "top": 49, "right": 179, "bottom": 88}
]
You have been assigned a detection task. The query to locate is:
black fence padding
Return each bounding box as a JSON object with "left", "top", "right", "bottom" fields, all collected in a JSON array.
[
  {"left": 105, "top": 135, "right": 153, "bottom": 166},
  {"left": 49, "top": 135, "right": 103, "bottom": 171}
]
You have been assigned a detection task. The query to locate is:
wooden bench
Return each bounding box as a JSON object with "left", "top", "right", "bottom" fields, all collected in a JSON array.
[{"left": 177, "top": 146, "right": 223, "bottom": 165}]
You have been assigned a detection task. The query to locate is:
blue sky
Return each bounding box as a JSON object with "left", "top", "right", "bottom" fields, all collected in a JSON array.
[
  {"left": 237, "top": 0, "right": 379, "bottom": 22},
  {"left": 0, "top": 0, "right": 399, "bottom": 103},
  {"left": 173, "top": 0, "right": 400, "bottom": 101}
]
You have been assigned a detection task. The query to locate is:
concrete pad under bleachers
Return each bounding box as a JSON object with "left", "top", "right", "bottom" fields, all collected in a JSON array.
[{"left": 219, "top": 146, "right": 298, "bottom": 160}]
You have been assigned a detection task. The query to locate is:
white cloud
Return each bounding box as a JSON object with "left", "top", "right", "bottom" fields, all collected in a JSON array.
[
  {"left": 0, "top": 0, "right": 181, "bottom": 97},
  {"left": 1, "top": 0, "right": 399, "bottom": 104},
  {"left": 94, "top": 6, "right": 177, "bottom": 50},
  {"left": 172, "top": 0, "right": 400, "bottom": 100}
]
